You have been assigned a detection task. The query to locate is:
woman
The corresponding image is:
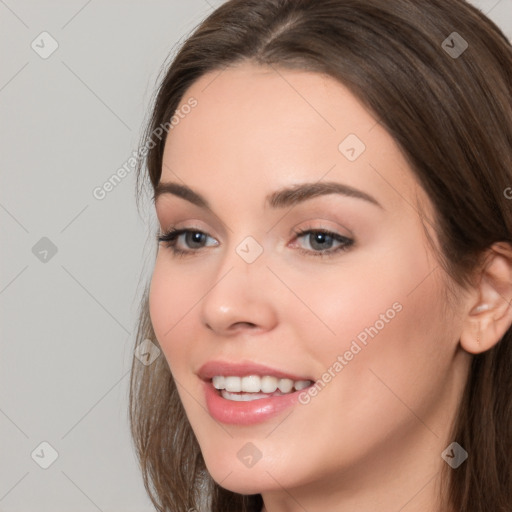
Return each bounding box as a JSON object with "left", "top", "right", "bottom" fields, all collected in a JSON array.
[{"left": 129, "top": 0, "right": 512, "bottom": 510}]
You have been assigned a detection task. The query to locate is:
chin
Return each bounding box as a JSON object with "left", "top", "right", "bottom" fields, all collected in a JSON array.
[
  {"left": 200, "top": 448, "right": 303, "bottom": 496},
  {"left": 208, "top": 468, "right": 278, "bottom": 496}
]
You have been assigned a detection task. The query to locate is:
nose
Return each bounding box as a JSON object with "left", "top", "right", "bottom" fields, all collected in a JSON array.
[{"left": 200, "top": 249, "right": 279, "bottom": 337}]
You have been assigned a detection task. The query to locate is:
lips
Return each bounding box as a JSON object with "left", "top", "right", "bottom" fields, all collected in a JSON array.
[
  {"left": 197, "top": 360, "right": 315, "bottom": 425},
  {"left": 197, "top": 360, "right": 314, "bottom": 382}
]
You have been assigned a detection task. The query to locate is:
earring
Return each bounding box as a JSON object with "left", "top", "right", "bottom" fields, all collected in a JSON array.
[{"left": 474, "top": 303, "right": 489, "bottom": 313}]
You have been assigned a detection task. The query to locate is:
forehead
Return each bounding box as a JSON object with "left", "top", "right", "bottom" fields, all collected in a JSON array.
[
  {"left": 165, "top": 62, "right": 376, "bottom": 161},
  {"left": 160, "top": 62, "right": 428, "bottom": 217}
]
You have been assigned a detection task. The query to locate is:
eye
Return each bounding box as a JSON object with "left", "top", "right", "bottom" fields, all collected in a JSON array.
[
  {"left": 157, "top": 227, "right": 354, "bottom": 259},
  {"left": 157, "top": 228, "right": 218, "bottom": 257},
  {"left": 292, "top": 228, "right": 354, "bottom": 257}
]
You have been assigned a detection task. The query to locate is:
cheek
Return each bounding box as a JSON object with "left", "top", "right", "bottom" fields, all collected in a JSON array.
[
  {"left": 148, "top": 259, "right": 170, "bottom": 342},
  {"left": 148, "top": 257, "right": 196, "bottom": 368},
  {"left": 279, "top": 252, "right": 415, "bottom": 352},
  {"left": 287, "top": 237, "right": 449, "bottom": 403}
]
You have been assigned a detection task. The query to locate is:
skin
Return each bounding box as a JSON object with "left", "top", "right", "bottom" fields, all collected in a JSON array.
[{"left": 149, "top": 62, "right": 512, "bottom": 512}]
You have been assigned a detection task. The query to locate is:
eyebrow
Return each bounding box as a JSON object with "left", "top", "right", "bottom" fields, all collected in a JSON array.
[{"left": 153, "top": 181, "right": 383, "bottom": 210}]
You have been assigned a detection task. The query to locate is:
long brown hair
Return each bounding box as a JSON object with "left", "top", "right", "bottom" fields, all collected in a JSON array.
[{"left": 129, "top": 1, "right": 512, "bottom": 510}]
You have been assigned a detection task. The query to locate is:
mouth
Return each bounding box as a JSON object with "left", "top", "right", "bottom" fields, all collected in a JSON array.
[
  {"left": 198, "top": 361, "right": 316, "bottom": 425},
  {"left": 211, "top": 375, "right": 313, "bottom": 402}
]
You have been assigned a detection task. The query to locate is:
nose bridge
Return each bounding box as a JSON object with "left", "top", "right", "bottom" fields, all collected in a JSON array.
[
  {"left": 199, "top": 233, "right": 276, "bottom": 333},
  {"left": 215, "top": 229, "right": 269, "bottom": 280}
]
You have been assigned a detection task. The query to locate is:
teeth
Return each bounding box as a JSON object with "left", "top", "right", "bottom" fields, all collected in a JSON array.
[
  {"left": 224, "top": 376, "right": 242, "bottom": 392},
  {"left": 212, "top": 376, "right": 225, "bottom": 390},
  {"left": 294, "top": 380, "right": 310, "bottom": 390},
  {"left": 221, "top": 390, "right": 280, "bottom": 402},
  {"left": 261, "top": 375, "right": 278, "bottom": 393},
  {"left": 241, "top": 375, "right": 261, "bottom": 393},
  {"left": 211, "top": 375, "right": 312, "bottom": 395},
  {"left": 277, "top": 378, "right": 294, "bottom": 393}
]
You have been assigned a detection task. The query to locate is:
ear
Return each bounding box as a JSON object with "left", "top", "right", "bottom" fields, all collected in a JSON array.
[{"left": 460, "top": 242, "right": 512, "bottom": 355}]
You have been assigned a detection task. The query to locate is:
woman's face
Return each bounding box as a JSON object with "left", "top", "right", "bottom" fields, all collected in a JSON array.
[{"left": 149, "top": 62, "right": 471, "bottom": 506}]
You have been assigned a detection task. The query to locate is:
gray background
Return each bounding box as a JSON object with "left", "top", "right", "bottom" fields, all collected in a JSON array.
[{"left": 0, "top": 1, "right": 510, "bottom": 511}]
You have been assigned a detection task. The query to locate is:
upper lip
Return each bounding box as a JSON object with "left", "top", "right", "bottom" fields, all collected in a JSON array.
[{"left": 197, "top": 360, "right": 314, "bottom": 382}]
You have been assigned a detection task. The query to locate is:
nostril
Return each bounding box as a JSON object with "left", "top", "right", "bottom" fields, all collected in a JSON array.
[{"left": 232, "top": 322, "right": 257, "bottom": 329}]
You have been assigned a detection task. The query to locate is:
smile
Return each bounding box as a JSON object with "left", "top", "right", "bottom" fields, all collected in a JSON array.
[
  {"left": 197, "top": 361, "right": 316, "bottom": 425},
  {"left": 212, "top": 375, "right": 312, "bottom": 401}
]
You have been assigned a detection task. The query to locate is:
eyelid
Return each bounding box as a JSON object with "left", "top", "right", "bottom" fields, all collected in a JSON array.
[
  {"left": 290, "top": 219, "right": 353, "bottom": 239},
  {"left": 157, "top": 221, "right": 349, "bottom": 243},
  {"left": 156, "top": 209, "right": 228, "bottom": 240},
  {"left": 158, "top": 223, "right": 355, "bottom": 259}
]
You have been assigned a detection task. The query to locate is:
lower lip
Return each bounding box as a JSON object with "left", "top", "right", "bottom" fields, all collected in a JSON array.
[{"left": 203, "top": 380, "right": 307, "bottom": 425}]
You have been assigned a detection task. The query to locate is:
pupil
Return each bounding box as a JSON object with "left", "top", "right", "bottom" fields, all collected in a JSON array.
[
  {"left": 188, "top": 232, "right": 204, "bottom": 247},
  {"left": 311, "top": 232, "right": 332, "bottom": 250}
]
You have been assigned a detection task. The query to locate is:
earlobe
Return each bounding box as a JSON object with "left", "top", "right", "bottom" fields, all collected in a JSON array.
[
  {"left": 459, "top": 242, "right": 512, "bottom": 355},
  {"left": 471, "top": 303, "right": 490, "bottom": 314}
]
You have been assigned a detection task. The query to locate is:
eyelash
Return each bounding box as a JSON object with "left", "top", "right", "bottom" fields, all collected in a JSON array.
[{"left": 157, "top": 227, "right": 354, "bottom": 259}]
